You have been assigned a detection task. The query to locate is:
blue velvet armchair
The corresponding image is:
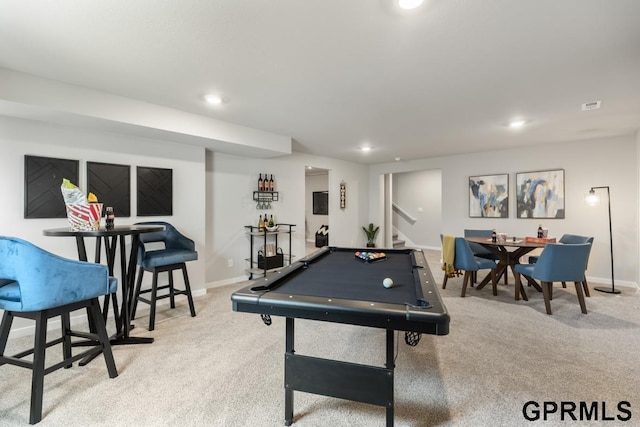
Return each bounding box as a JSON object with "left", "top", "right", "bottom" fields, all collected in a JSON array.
[
  {"left": 131, "top": 222, "right": 197, "bottom": 331},
  {"left": 0, "top": 236, "right": 118, "bottom": 424},
  {"left": 442, "top": 237, "right": 498, "bottom": 297},
  {"left": 514, "top": 242, "right": 591, "bottom": 314}
]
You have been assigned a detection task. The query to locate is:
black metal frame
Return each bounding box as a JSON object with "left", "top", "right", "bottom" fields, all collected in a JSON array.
[
  {"left": 0, "top": 298, "right": 117, "bottom": 424},
  {"left": 284, "top": 319, "right": 395, "bottom": 426}
]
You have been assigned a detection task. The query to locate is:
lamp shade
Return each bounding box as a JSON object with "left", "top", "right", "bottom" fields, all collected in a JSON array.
[{"left": 585, "top": 190, "right": 600, "bottom": 206}]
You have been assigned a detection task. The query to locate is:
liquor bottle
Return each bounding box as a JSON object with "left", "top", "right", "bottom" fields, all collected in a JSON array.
[
  {"left": 269, "top": 174, "right": 274, "bottom": 191},
  {"left": 263, "top": 214, "right": 269, "bottom": 230},
  {"left": 258, "top": 215, "right": 264, "bottom": 232},
  {"left": 105, "top": 206, "right": 115, "bottom": 230},
  {"left": 258, "top": 174, "right": 263, "bottom": 191},
  {"left": 537, "top": 225, "right": 543, "bottom": 238},
  {"left": 268, "top": 215, "right": 275, "bottom": 227},
  {"left": 491, "top": 229, "right": 497, "bottom": 243}
]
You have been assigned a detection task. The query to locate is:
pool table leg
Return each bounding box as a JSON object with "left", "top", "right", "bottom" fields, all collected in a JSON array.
[
  {"left": 385, "top": 329, "right": 394, "bottom": 427},
  {"left": 285, "top": 317, "right": 294, "bottom": 426}
]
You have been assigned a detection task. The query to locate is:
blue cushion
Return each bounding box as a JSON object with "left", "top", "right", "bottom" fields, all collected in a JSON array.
[
  {"left": 0, "top": 279, "right": 20, "bottom": 302},
  {"left": 475, "top": 257, "right": 498, "bottom": 270},
  {"left": 141, "top": 249, "right": 198, "bottom": 269},
  {"left": 514, "top": 264, "right": 535, "bottom": 277}
]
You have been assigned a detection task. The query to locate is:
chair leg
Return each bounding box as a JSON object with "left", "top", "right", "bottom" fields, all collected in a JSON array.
[
  {"left": 461, "top": 272, "right": 470, "bottom": 297},
  {"left": 61, "top": 313, "right": 72, "bottom": 369},
  {"left": 561, "top": 281, "right": 567, "bottom": 288},
  {"left": 442, "top": 274, "right": 448, "bottom": 289},
  {"left": 168, "top": 269, "right": 176, "bottom": 309},
  {"left": 88, "top": 298, "right": 118, "bottom": 378},
  {"left": 574, "top": 281, "right": 588, "bottom": 314},
  {"left": 0, "top": 310, "right": 14, "bottom": 356},
  {"left": 491, "top": 268, "right": 497, "bottom": 296},
  {"left": 30, "top": 311, "right": 47, "bottom": 425},
  {"left": 541, "top": 281, "right": 553, "bottom": 315},
  {"left": 582, "top": 277, "right": 591, "bottom": 297},
  {"left": 149, "top": 270, "right": 159, "bottom": 331},
  {"left": 514, "top": 272, "right": 528, "bottom": 301},
  {"left": 182, "top": 265, "right": 196, "bottom": 318},
  {"left": 131, "top": 266, "right": 144, "bottom": 321}
]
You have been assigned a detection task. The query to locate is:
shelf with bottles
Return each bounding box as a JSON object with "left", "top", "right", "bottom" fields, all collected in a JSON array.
[{"left": 244, "top": 223, "right": 295, "bottom": 279}]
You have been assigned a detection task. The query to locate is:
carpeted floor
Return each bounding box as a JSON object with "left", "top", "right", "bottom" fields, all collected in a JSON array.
[{"left": 1, "top": 249, "right": 639, "bottom": 426}]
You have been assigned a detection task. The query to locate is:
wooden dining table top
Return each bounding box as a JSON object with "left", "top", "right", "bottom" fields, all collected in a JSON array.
[{"left": 464, "top": 236, "right": 549, "bottom": 249}]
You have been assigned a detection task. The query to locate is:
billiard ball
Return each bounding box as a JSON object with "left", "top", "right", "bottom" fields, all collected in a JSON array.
[{"left": 383, "top": 278, "right": 394, "bottom": 288}]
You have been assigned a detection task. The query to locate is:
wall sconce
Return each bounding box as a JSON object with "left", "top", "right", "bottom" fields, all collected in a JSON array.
[
  {"left": 585, "top": 186, "right": 619, "bottom": 294},
  {"left": 340, "top": 181, "right": 346, "bottom": 209}
]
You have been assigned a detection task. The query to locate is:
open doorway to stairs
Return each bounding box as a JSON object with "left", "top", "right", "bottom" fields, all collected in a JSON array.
[
  {"left": 305, "top": 166, "right": 329, "bottom": 255},
  {"left": 383, "top": 169, "right": 442, "bottom": 250}
]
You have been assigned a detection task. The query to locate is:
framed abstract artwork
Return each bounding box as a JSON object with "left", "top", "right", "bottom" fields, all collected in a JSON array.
[
  {"left": 469, "top": 174, "right": 509, "bottom": 218},
  {"left": 24, "top": 155, "right": 79, "bottom": 218},
  {"left": 137, "top": 166, "right": 173, "bottom": 216},
  {"left": 516, "top": 169, "right": 565, "bottom": 219},
  {"left": 87, "top": 161, "right": 131, "bottom": 217}
]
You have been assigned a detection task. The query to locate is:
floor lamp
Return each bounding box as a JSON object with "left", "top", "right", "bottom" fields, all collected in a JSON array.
[{"left": 585, "top": 186, "right": 620, "bottom": 294}]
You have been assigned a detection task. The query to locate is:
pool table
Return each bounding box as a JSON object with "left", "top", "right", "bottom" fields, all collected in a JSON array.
[{"left": 231, "top": 246, "right": 450, "bottom": 427}]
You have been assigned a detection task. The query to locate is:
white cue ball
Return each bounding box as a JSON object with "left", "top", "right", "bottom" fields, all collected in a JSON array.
[{"left": 383, "top": 278, "right": 394, "bottom": 288}]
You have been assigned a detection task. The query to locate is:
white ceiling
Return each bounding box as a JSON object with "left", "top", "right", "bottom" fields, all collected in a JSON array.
[{"left": 1, "top": 0, "right": 639, "bottom": 164}]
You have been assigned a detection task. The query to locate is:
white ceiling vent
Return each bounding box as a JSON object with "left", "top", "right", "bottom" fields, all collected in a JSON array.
[{"left": 581, "top": 100, "right": 601, "bottom": 111}]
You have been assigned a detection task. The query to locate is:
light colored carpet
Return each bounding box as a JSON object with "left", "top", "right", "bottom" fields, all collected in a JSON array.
[{"left": 1, "top": 250, "right": 639, "bottom": 426}]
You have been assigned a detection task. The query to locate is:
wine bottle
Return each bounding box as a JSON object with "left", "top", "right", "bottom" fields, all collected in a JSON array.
[
  {"left": 268, "top": 215, "right": 274, "bottom": 227},
  {"left": 105, "top": 206, "right": 115, "bottom": 230},
  {"left": 258, "top": 174, "right": 263, "bottom": 191},
  {"left": 537, "top": 225, "right": 543, "bottom": 238},
  {"left": 258, "top": 215, "right": 264, "bottom": 231},
  {"left": 269, "top": 174, "right": 274, "bottom": 191},
  {"left": 263, "top": 214, "right": 269, "bottom": 230},
  {"left": 491, "top": 229, "right": 497, "bottom": 243}
]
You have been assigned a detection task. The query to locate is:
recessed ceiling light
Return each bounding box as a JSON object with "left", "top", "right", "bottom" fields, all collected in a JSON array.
[
  {"left": 508, "top": 120, "right": 526, "bottom": 129},
  {"left": 360, "top": 146, "right": 372, "bottom": 152},
  {"left": 398, "top": 0, "right": 424, "bottom": 9},
  {"left": 204, "top": 94, "right": 224, "bottom": 105}
]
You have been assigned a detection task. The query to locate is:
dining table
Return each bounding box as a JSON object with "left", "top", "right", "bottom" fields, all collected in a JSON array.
[
  {"left": 43, "top": 224, "right": 164, "bottom": 364},
  {"left": 464, "top": 236, "right": 550, "bottom": 299}
]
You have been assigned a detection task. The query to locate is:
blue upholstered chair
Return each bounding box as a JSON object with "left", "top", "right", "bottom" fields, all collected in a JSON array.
[
  {"left": 131, "top": 222, "right": 197, "bottom": 331},
  {"left": 442, "top": 237, "right": 498, "bottom": 297},
  {"left": 463, "top": 229, "right": 503, "bottom": 283},
  {"left": 527, "top": 234, "right": 594, "bottom": 296},
  {"left": 0, "top": 236, "right": 118, "bottom": 424},
  {"left": 464, "top": 229, "right": 499, "bottom": 260},
  {"left": 514, "top": 243, "right": 592, "bottom": 314}
]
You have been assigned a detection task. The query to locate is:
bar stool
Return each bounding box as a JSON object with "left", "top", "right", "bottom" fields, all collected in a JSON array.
[
  {"left": 0, "top": 236, "right": 118, "bottom": 424},
  {"left": 131, "top": 222, "right": 197, "bottom": 331}
]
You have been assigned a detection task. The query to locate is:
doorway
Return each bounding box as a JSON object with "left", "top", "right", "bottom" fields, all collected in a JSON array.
[{"left": 305, "top": 166, "right": 329, "bottom": 255}]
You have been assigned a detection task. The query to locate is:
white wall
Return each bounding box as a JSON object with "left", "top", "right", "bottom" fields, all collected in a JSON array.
[
  {"left": 370, "top": 136, "right": 639, "bottom": 287},
  {"left": 392, "top": 169, "right": 442, "bottom": 248},
  {"left": 305, "top": 174, "right": 329, "bottom": 242},
  {"left": 0, "top": 115, "right": 207, "bottom": 332},
  {"left": 206, "top": 151, "right": 369, "bottom": 285}
]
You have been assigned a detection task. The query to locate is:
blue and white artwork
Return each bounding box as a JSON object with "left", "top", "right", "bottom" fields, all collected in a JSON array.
[
  {"left": 516, "top": 169, "right": 565, "bottom": 219},
  {"left": 469, "top": 174, "right": 509, "bottom": 218}
]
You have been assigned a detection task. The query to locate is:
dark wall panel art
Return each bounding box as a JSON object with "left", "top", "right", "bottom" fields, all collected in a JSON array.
[
  {"left": 87, "top": 161, "right": 131, "bottom": 217},
  {"left": 137, "top": 166, "right": 173, "bottom": 216},
  {"left": 24, "top": 155, "right": 79, "bottom": 218}
]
